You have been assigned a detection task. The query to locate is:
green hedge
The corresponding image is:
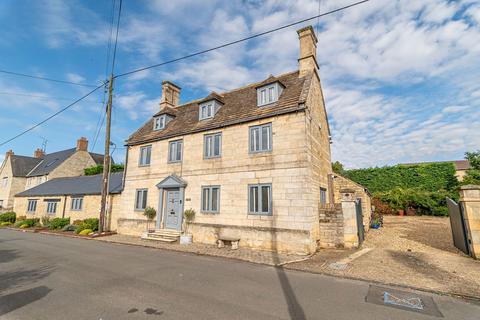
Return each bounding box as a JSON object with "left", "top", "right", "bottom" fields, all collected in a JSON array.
[
  {"left": 84, "top": 164, "right": 124, "bottom": 176},
  {"left": 344, "top": 163, "right": 458, "bottom": 194},
  {"left": 0, "top": 211, "right": 16, "bottom": 223},
  {"left": 49, "top": 217, "right": 71, "bottom": 230}
]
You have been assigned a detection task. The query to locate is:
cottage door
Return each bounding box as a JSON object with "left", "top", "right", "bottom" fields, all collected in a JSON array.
[{"left": 164, "top": 189, "right": 182, "bottom": 230}]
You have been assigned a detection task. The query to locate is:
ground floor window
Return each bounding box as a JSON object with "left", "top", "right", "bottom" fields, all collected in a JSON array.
[
  {"left": 201, "top": 186, "right": 220, "bottom": 213},
  {"left": 27, "top": 199, "right": 37, "bottom": 213},
  {"left": 320, "top": 187, "right": 327, "bottom": 205},
  {"left": 248, "top": 184, "right": 272, "bottom": 215},
  {"left": 0, "top": 200, "right": 3, "bottom": 209},
  {"left": 71, "top": 197, "right": 83, "bottom": 211},
  {"left": 135, "top": 189, "right": 148, "bottom": 211},
  {"left": 45, "top": 199, "right": 60, "bottom": 215}
]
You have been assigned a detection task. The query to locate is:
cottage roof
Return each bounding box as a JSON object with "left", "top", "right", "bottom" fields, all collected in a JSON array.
[
  {"left": 15, "top": 172, "right": 123, "bottom": 197},
  {"left": 127, "top": 70, "right": 312, "bottom": 146},
  {"left": 10, "top": 155, "right": 43, "bottom": 177}
]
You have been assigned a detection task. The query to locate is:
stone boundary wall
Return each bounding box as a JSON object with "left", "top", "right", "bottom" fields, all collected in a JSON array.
[{"left": 318, "top": 204, "right": 344, "bottom": 248}]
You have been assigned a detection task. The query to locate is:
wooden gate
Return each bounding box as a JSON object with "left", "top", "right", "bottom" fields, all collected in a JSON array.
[{"left": 447, "top": 198, "right": 470, "bottom": 255}]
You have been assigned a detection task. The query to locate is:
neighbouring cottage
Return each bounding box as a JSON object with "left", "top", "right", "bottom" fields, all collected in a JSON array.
[
  {"left": 14, "top": 173, "right": 123, "bottom": 229},
  {"left": 115, "top": 26, "right": 369, "bottom": 254},
  {"left": 0, "top": 137, "right": 104, "bottom": 211}
]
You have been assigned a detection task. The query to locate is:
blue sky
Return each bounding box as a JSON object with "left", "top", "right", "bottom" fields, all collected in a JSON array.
[{"left": 0, "top": 0, "right": 478, "bottom": 168}]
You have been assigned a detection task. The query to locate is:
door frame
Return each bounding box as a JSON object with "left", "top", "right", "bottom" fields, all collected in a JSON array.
[{"left": 156, "top": 174, "right": 187, "bottom": 231}]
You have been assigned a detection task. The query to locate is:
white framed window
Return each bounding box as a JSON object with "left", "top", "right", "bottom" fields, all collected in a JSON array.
[
  {"left": 201, "top": 186, "right": 220, "bottom": 213},
  {"left": 168, "top": 140, "right": 183, "bottom": 163},
  {"left": 153, "top": 115, "right": 166, "bottom": 130},
  {"left": 320, "top": 188, "right": 327, "bottom": 205},
  {"left": 27, "top": 199, "right": 37, "bottom": 212},
  {"left": 46, "top": 200, "right": 59, "bottom": 215},
  {"left": 257, "top": 83, "right": 282, "bottom": 106},
  {"left": 249, "top": 123, "right": 272, "bottom": 153},
  {"left": 139, "top": 145, "right": 152, "bottom": 166},
  {"left": 248, "top": 184, "right": 272, "bottom": 215},
  {"left": 204, "top": 133, "right": 222, "bottom": 158},
  {"left": 2, "top": 177, "right": 7, "bottom": 187},
  {"left": 199, "top": 102, "right": 213, "bottom": 120},
  {"left": 135, "top": 189, "right": 148, "bottom": 211},
  {"left": 71, "top": 197, "right": 83, "bottom": 211}
]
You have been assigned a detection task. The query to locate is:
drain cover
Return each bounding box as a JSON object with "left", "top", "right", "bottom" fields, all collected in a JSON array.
[{"left": 365, "top": 285, "right": 443, "bottom": 317}]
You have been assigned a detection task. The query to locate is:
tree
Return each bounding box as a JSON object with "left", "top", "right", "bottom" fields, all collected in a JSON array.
[
  {"left": 84, "top": 164, "right": 124, "bottom": 176},
  {"left": 463, "top": 150, "right": 480, "bottom": 185},
  {"left": 332, "top": 161, "right": 345, "bottom": 175}
]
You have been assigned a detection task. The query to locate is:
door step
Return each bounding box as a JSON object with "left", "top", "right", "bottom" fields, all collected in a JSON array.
[{"left": 141, "top": 229, "right": 181, "bottom": 243}]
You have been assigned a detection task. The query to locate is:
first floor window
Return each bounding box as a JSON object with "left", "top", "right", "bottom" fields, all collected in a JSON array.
[
  {"left": 71, "top": 197, "right": 83, "bottom": 211},
  {"left": 135, "top": 189, "right": 148, "bottom": 211},
  {"left": 0, "top": 200, "right": 4, "bottom": 209},
  {"left": 168, "top": 140, "right": 183, "bottom": 163},
  {"left": 320, "top": 188, "right": 327, "bottom": 205},
  {"left": 139, "top": 145, "right": 152, "bottom": 166},
  {"left": 249, "top": 123, "right": 272, "bottom": 153},
  {"left": 249, "top": 184, "right": 272, "bottom": 215},
  {"left": 204, "top": 133, "right": 221, "bottom": 158},
  {"left": 46, "top": 200, "right": 58, "bottom": 215},
  {"left": 201, "top": 186, "right": 220, "bottom": 213},
  {"left": 27, "top": 199, "right": 37, "bottom": 212}
]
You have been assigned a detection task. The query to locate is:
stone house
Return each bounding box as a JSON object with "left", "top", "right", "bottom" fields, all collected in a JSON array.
[
  {"left": 115, "top": 26, "right": 366, "bottom": 254},
  {"left": 0, "top": 137, "right": 104, "bottom": 211},
  {"left": 14, "top": 173, "right": 123, "bottom": 229}
]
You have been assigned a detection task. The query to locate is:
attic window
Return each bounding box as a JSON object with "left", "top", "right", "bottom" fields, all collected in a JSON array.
[
  {"left": 257, "top": 82, "right": 283, "bottom": 107},
  {"left": 153, "top": 115, "right": 166, "bottom": 130},
  {"left": 199, "top": 100, "right": 221, "bottom": 121}
]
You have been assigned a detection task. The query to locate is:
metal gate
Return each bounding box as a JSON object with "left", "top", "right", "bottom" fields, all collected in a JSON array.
[
  {"left": 446, "top": 198, "right": 470, "bottom": 255},
  {"left": 355, "top": 198, "right": 365, "bottom": 244}
]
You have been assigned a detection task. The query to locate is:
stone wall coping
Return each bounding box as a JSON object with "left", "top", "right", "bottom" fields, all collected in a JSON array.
[
  {"left": 339, "top": 188, "right": 355, "bottom": 193},
  {"left": 190, "top": 222, "right": 310, "bottom": 235},
  {"left": 460, "top": 185, "right": 480, "bottom": 190}
]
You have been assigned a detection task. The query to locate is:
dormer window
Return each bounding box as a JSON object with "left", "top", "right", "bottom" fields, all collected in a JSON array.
[
  {"left": 257, "top": 82, "right": 284, "bottom": 107},
  {"left": 153, "top": 115, "right": 166, "bottom": 130},
  {"left": 199, "top": 100, "right": 222, "bottom": 121}
]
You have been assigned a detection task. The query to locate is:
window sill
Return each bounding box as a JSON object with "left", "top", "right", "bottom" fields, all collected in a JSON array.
[
  {"left": 167, "top": 161, "right": 182, "bottom": 164},
  {"left": 138, "top": 164, "right": 151, "bottom": 168}
]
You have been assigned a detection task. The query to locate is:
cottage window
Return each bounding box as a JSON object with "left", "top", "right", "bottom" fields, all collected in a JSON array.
[
  {"left": 139, "top": 145, "right": 152, "bottom": 166},
  {"left": 248, "top": 184, "right": 272, "bottom": 215},
  {"left": 199, "top": 103, "right": 213, "bottom": 120},
  {"left": 257, "top": 83, "right": 282, "bottom": 106},
  {"left": 46, "top": 200, "right": 59, "bottom": 215},
  {"left": 320, "top": 188, "right": 327, "bottom": 205},
  {"left": 27, "top": 199, "right": 37, "bottom": 213},
  {"left": 204, "top": 133, "right": 222, "bottom": 158},
  {"left": 0, "top": 200, "right": 3, "bottom": 209},
  {"left": 168, "top": 140, "right": 183, "bottom": 163},
  {"left": 71, "top": 197, "right": 83, "bottom": 211},
  {"left": 201, "top": 186, "right": 220, "bottom": 213},
  {"left": 153, "top": 115, "right": 166, "bottom": 130},
  {"left": 135, "top": 189, "right": 148, "bottom": 211},
  {"left": 249, "top": 123, "right": 272, "bottom": 153},
  {"left": 2, "top": 177, "right": 7, "bottom": 187}
]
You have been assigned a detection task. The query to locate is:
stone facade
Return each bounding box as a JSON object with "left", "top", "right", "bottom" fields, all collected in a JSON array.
[
  {"left": 0, "top": 155, "right": 26, "bottom": 210},
  {"left": 332, "top": 174, "right": 372, "bottom": 232},
  {"left": 460, "top": 185, "right": 480, "bottom": 259}
]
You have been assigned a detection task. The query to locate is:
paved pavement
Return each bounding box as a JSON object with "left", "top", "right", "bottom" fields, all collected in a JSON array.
[{"left": 1, "top": 229, "right": 479, "bottom": 320}]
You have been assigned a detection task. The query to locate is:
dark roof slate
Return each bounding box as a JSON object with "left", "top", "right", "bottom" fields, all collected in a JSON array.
[
  {"left": 27, "top": 148, "right": 77, "bottom": 177},
  {"left": 16, "top": 172, "right": 124, "bottom": 197},
  {"left": 10, "top": 155, "right": 42, "bottom": 177},
  {"left": 127, "top": 70, "right": 312, "bottom": 146}
]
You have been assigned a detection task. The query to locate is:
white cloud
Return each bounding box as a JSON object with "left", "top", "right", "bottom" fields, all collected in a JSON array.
[
  {"left": 115, "top": 92, "right": 160, "bottom": 120},
  {"left": 66, "top": 73, "right": 86, "bottom": 83}
]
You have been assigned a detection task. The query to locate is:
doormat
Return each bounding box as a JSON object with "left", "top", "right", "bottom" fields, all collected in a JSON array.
[{"left": 365, "top": 285, "right": 443, "bottom": 318}]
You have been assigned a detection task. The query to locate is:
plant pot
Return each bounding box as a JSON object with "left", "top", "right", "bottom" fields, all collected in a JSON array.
[
  {"left": 180, "top": 234, "right": 192, "bottom": 245},
  {"left": 398, "top": 209, "right": 405, "bottom": 216}
]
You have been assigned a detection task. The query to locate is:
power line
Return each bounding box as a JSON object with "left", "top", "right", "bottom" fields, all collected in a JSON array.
[
  {"left": 110, "top": 0, "right": 123, "bottom": 73},
  {"left": 0, "top": 69, "right": 98, "bottom": 88},
  {"left": 0, "top": 83, "right": 104, "bottom": 147},
  {"left": 115, "top": 0, "right": 370, "bottom": 79},
  {"left": 0, "top": 91, "right": 101, "bottom": 102}
]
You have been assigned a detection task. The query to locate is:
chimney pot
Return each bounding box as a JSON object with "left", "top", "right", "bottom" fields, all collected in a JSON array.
[
  {"left": 160, "top": 81, "right": 181, "bottom": 110},
  {"left": 6, "top": 150, "right": 14, "bottom": 158},
  {"left": 76, "top": 137, "right": 88, "bottom": 152},
  {"left": 297, "top": 25, "right": 319, "bottom": 77},
  {"left": 34, "top": 148, "right": 45, "bottom": 158}
]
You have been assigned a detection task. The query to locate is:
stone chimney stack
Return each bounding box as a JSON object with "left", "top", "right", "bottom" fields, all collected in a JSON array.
[
  {"left": 159, "top": 81, "right": 181, "bottom": 110},
  {"left": 297, "top": 26, "right": 319, "bottom": 77},
  {"left": 34, "top": 148, "right": 45, "bottom": 158},
  {"left": 5, "top": 150, "right": 14, "bottom": 158},
  {"left": 76, "top": 137, "right": 88, "bottom": 152}
]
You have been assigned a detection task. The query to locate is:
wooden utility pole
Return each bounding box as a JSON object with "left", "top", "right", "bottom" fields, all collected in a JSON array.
[{"left": 99, "top": 75, "right": 114, "bottom": 233}]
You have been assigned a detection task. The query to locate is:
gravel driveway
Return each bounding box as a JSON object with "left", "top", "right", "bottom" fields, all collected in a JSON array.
[{"left": 287, "top": 216, "right": 480, "bottom": 299}]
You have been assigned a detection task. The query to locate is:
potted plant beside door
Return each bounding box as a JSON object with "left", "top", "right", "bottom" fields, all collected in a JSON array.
[
  {"left": 143, "top": 207, "right": 157, "bottom": 233},
  {"left": 180, "top": 208, "right": 196, "bottom": 245}
]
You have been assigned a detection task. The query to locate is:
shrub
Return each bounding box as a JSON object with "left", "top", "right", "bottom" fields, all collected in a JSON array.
[
  {"left": 62, "top": 224, "right": 77, "bottom": 232},
  {"left": 79, "top": 228, "right": 93, "bottom": 236},
  {"left": 84, "top": 164, "right": 124, "bottom": 176},
  {"left": 49, "top": 217, "right": 70, "bottom": 230},
  {"left": 83, "top": 218, "right": 99, "bottom": 231},
  {"left": 16, "top": 215, "right": 26, "bottom": 222},
  {"left": 41, "top": 216, "right": 51, "bottom": 227},
  {"left": 19, "top": 224, "right": 29, "bottom": 229},
  {"left": 1, "top": 221, "right": 12, "bottom": 226},
  {"left": 72, "top": 219, "right": 83, "bottom": 226},
  {"left": 143, "top": 207, "right": 156, "bottom": 220},
  {"left": 0, "top": 211, "right": 16, "bottom": 223},
  {"left": 19, "top": 218, "right": 40, "bottom": 228}
]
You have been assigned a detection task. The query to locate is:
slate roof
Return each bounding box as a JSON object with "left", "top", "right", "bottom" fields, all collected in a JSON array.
[
  {"left": 453, "top": 160, "right": 471, "bottom": 171},
  {"left": 16, "top": 172, "right": 124, "bottom": 197},
  {"left": 127, "top": 70, "right": 312, "bottom": 146},
  {"left": 10, "top": 155, "right": 42, "bottom": 177}
]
